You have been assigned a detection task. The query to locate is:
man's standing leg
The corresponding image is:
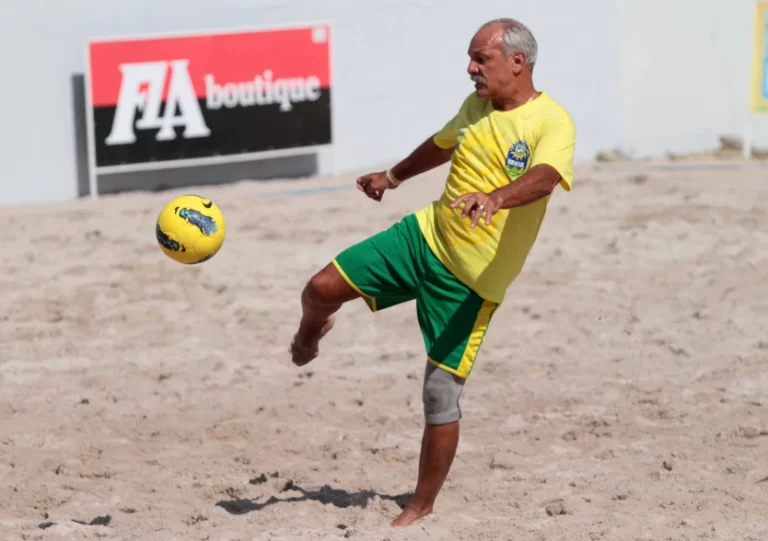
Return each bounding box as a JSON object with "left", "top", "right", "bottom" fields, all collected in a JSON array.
[
  {"left": 391, "top": 220, "right": 499, "bottom": 526},
  {"left": 392, "top": 364, "right": 464, "bottom": 526}
]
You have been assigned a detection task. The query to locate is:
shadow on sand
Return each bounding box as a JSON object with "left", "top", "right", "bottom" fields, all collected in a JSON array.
[{"left": 215, "top": 481, "right": 412, "bottom": 515}]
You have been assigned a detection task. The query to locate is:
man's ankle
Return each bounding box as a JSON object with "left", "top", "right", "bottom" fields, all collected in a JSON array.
[{"left": 405, "top": 498, "right": 434, "bottom": 514}]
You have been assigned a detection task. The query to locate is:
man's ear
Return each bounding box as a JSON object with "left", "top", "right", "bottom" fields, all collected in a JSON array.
[{"left": 510, "top": 52, "right": 526, "bottom": 74}]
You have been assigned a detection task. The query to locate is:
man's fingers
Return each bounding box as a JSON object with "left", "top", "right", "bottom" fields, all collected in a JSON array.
[
  {"left": 485, "top": 209, "right": 493, "bottom": 226},
  {"left": 462, "top": 200, "right": 476, "bottom": 218},
  {"left": 451, "top": 193, "right": 497, "bottom": 226},
  {"left": 359, "top": 179, "right": 376, "bottom": 198},
  {"left": 470, "top": 201, "right": 495, "bottom": 228},
  {"left": 470, "top": 206, "right": 483, "bottom": 228},
  {"left": 450, "top": 194, "right": 469, "bottom": 208},
  {"left": 358, "top": 177, "right": 383, "bottom": 201}
]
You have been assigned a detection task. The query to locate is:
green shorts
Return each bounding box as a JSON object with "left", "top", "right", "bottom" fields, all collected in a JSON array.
[{"left": 332, "top": 214, "right": 499, "bottom": 379}]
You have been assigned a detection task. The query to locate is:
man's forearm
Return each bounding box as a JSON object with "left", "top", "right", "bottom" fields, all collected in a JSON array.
[
  {"left": 491, "top": 164, "right": 562, "bottom": 209},
  {"left": 390, "top": 135, "right": 454, "bottom": 182}
]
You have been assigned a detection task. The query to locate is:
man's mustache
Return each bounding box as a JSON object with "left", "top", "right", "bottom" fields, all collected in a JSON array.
[{"left": 471, "top": 75, "right": 487, "bottom": 85}]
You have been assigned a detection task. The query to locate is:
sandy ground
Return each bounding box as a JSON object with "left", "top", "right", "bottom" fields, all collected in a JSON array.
[{"left": 1, "top": 160, "right": 767, "bottom": 541}]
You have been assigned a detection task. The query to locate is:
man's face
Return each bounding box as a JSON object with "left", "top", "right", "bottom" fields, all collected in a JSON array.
[{"left": 466, "top": 25, "right": 525, "bottom": 99}]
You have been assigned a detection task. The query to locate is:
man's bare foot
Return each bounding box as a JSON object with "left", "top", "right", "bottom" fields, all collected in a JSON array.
[
  {"left": 290, "top": 316, "right": 336, "bottom": 366},
  {"left": 391, "top": 504, "right": 433, "bottom": 527}
]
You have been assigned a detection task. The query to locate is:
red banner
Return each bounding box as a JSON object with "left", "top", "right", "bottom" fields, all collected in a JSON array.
[
  {"left": 86, "top": 24, "right": 332, "bottom": 169},
  {"left": 89, "top": 26, "right": 331, "bottom": 106}
]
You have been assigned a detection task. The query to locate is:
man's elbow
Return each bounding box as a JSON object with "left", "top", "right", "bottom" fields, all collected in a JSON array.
[{"left": 536, "top": 164, "right": 562, "bottom": 193}]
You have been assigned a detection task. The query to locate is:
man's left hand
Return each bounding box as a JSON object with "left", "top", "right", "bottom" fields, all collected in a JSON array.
[{"left": 450, "top": 191, "right": 502, "bottom": 228}]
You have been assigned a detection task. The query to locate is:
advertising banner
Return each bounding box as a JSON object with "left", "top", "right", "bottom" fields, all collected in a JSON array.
[{"left": 85, "top": 23, "right": 332, "bottom": 192}]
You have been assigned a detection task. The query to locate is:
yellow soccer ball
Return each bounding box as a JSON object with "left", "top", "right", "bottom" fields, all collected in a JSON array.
[{"left": 155, "top": 194, "right": 226, "bottom": 264}]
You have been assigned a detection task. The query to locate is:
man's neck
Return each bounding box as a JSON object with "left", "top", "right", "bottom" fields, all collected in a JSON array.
[{"left": 491, "top": 85, "right": 540, "bottom": 111}]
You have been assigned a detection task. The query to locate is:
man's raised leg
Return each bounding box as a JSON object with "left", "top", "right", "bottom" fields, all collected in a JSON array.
[{"left": 291, "top": 262, "right": 360, "bottom": 366}]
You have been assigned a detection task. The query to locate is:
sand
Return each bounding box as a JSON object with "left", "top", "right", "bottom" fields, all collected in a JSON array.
[{"left": 1, "top": 160, "right": 767, "bottom": 541}]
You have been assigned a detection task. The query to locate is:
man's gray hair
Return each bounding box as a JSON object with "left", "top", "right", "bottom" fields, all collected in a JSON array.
[{"left": 480, "top": 18, "right": 538, "bottom": 68}]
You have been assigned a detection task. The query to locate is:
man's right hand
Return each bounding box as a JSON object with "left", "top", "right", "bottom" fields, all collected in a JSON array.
[
  {"left": 354, "top": 134, "right": 452, "bottom": 203},
  {"left": 356, "top": 171, "right": 395, "bottom": 202}
]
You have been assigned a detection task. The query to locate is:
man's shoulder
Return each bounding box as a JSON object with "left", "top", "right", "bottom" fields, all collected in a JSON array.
[{"left": 537, "top": 93, "right": 575, "bottom": 128}]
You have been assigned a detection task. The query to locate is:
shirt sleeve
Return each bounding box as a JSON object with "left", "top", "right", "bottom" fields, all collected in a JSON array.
[
  {"left": 433, "top": 93, "right": 476, "bottom": 149},
  {"left": 530, "top": 113, "right": 577, "bottom": 191}
]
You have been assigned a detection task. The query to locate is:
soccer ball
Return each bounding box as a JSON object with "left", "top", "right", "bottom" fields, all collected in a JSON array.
[{"left": 155, "top": 194, "right": 226, "bottom": 264}]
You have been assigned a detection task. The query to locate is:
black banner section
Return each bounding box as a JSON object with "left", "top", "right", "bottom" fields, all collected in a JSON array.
[{"left": 93, "top": 89, "right": 331, "bottom": 168}]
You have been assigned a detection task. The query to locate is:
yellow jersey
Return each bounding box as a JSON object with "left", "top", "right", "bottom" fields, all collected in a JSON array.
[{"left": 414, "top": 91, "right": 576, "bottom": 304}]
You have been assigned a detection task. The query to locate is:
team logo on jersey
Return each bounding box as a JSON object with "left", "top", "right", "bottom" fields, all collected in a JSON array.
[{"left": 504, "top": 140, "right": 530, "bottom": 177}]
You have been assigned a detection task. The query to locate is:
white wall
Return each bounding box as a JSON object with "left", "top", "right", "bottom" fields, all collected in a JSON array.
[
  {"left": 0, "top": 0, "right": 621, "bottom": 207},
  {"left": 1, "top": 0, "right": 757, "bottom": 208},
  {"left": 618, "top": 0, "right": 765, "bottom": 157}
]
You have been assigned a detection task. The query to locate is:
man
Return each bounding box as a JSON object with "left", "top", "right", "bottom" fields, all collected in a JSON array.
[{"left": 290, "top": 17, "right": 576, "bottom": 527}]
